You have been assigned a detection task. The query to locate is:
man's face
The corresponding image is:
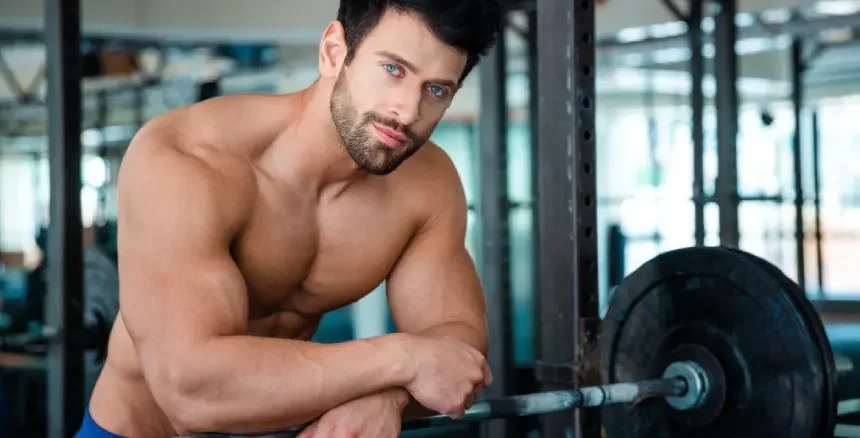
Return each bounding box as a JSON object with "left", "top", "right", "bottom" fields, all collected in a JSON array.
[{"left": 330, "top": 9, "right": 466, "bottom": 175}]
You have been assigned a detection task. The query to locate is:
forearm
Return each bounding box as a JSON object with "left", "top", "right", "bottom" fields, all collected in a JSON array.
[
  {"left": 157, "top": 333, "right": 412, "bottom": 435},
  {"left": 417, "top": 320, "right": 488, "bottom": 355}
]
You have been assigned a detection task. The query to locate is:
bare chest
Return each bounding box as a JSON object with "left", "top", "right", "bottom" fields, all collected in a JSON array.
[{"left": 232, "top": 189, "right": 416, "bottom": 332}]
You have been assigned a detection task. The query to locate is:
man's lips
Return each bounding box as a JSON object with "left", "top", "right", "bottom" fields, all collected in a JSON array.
[{"left": 372, "top": 123, "right": 408, "bottom": 147}]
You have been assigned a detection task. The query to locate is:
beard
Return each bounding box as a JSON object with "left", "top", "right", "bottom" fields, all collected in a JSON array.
[{"left": 330, "top": 70, "right": 427, "bottom": 175}]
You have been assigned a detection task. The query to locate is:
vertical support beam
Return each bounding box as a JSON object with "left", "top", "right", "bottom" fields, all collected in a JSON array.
[
  {"left": 791, "top": 38, "right": 807, "bottom": 292},
  {"left": 44, "top": 0, "right": 85, "bottom": 437},
  {"left": 478, "top": 10, "right": 512, "bottom": 438},
  {"left": 713, "top": 0, "right": 740, "bottom": 248},
  {"left": 536, "top": 0, "right": 599, "bottom": 437},
  {"left": 689, "top": 0, "right": 706, "bottom": 246},
  {"left": 526, "top": 3, "right": 541, "bottom": 369},
  {"left": 811, "top": 109, "right": 824, "bottom": 297}
]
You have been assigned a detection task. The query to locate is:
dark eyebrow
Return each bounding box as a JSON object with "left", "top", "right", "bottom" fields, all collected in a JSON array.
[{"left": 375, "top": 50, "right": 458, "bottom": 89}]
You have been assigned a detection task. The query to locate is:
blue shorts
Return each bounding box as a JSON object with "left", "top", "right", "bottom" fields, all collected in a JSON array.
[{"left": 74, "top": 409, "right": 126, "bottom": 438}]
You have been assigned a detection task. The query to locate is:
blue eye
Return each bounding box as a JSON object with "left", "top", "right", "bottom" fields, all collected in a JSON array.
[
  {"left": 428, "top": 85, "right": 446, "bottom": 98},
  {"left": 384, "top": 64, "right": 401, "bottom": 75}
]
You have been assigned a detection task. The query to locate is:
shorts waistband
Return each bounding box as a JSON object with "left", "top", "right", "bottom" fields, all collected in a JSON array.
[{"left": 74, "top": 409, "right": 127, "bottom": 438}]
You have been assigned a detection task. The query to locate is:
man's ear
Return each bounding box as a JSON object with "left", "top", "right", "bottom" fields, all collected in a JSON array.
[{"left": 319, "top": 20, "right": 348, "bottom": 78}]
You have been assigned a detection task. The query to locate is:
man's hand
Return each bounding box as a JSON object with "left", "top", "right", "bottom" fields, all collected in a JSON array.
[
  {"left": 297, "top": 389, "right": 409, "bottom": 438},
  {"left": 400, "top": 334, "right": 493, "bottom": 418}
]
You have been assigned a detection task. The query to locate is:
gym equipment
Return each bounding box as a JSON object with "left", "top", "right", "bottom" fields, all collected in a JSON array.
[
  {"left": 197, "top": 246, "right": 838, "bottom": 438},
  {"left": 83, "top": 246, "right": 120, "bottom": 361},
  {"left": 0, "top": 247, "right": 117, "bottom": 361},
  {"left": 400, "top": 361, "right": 702, "bottom": 431},
  {"left": 600, "top": 246, "right": 835, "bottom": 438}
]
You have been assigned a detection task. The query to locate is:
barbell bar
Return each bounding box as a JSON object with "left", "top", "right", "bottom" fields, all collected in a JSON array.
[{"left": 402, "top": 360, "right": 705, "bottom": 430}]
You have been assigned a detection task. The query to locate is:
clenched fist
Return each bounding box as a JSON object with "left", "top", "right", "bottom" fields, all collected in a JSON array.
[
  {"left": 297, "top": 389, "right": 408, "bottom": 438},
  {"left": 399, "top": 335, "right": 493, "bottom": 418}
]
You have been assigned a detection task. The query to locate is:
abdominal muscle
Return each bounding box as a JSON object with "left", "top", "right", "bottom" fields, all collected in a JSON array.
[{"left": 87, "top": 310, "right": 322, "bottom": 437}]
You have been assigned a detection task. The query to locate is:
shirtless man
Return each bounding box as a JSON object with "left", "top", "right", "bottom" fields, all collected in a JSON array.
[{"left": 78, "top": 1, "right": 502, "bottom": 437}]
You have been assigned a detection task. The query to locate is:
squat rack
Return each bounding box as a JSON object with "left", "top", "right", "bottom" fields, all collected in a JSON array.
[
  {"left": 534, "top": 0, "right": 600, "bottom": 437},
  {"left": 44, "top": 0, "right": 85, "bottom": 436}
]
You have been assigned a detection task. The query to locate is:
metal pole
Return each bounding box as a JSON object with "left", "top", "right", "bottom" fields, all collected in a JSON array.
[
  {"left": 536, "top": 0, "right": 600, "bottom": 437},
  {"left": 713, "top": 0, "right": 740, "bottom": 247},
  {"left": 526, "top": 3, "right": 541, "bottom": 368},
  {"left": 811, "top": 109, "right": 824, "bottom": 296},
  {"left": 689, "top": 0, "right": 706, "bottom": 246},
  {"left": 44, "top": 0, "right": 86, "bottom": 436},
  {"left": 791, "top": 38, "right": 807, "bottom": 292},
  {"left": 478, "top": 8, "right": 512, "bottom": 437}
]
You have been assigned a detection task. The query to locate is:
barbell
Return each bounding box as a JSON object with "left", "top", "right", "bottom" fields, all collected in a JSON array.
[
  {"left": 194, "top": 246, "right": 840, "bottom": 437},
  {"left": 400, "top": 360, "right": 708, "bottom": 431}
]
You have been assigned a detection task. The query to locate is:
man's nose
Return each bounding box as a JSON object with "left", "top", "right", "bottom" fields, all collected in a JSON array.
[{"left": 388, "top": 91, "right": 421, "bottom": 126}]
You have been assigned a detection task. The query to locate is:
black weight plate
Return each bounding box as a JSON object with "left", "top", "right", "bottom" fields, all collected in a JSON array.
[
  {"left": 721, "top": 246, "right": 837, "bottom": 436},
  {"left": 85, "top": 246, "right": 120, "bottom": 328},
  {"left": 599, "top": 246, "right": 835, "bottom": 438},
  {"left": 83, "top": 247, "right": 120, "bottom": 399}
]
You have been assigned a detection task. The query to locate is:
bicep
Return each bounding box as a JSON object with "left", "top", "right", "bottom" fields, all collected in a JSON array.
[
  {"left": 386, "top": 172, "right": 486, "bottom": 338},
  {"left": 117, "top": 147, "right": 250, "bottom": 365}
]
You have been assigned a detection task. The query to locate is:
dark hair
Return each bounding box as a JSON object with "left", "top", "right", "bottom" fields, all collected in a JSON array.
[{"left": 337, "top": 0, "right": 502, "bottom": 84}]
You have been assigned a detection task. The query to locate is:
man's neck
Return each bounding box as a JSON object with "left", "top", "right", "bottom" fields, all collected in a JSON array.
[{"left": 266, "top": 80, "right": 368, "bottom": 197}]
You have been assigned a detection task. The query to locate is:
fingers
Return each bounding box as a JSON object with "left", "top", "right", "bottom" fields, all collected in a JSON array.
[
  {"left": 465, "top": 348, "right": 493, "bottom": 388},
  {"left": 472, "top": 385, "right": 483, "bottom": 404},
  {"left": 482, "top": 359, "right": 494, "bottom": 386},
  {"left": 296, "top": 423, "right": 317, "bottom": 438},
  {"left": 467, "top": 353, "right": 493, "bottom": 387},
  {"left": 464, "top": 393, "right": 476, "bottom": 410}
]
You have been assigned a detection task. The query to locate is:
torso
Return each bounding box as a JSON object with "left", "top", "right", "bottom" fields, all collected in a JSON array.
[
  {"left": 88, "top": 93, "right": 444, "bottom": 436},
  {"left": 235, "top": 165, "right": 417, "bottom": 338}
]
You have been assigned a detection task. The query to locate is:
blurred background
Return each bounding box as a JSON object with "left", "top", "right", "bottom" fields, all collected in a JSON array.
[{"left": 1, "top": 0, "right": 860, "bottom": 436}]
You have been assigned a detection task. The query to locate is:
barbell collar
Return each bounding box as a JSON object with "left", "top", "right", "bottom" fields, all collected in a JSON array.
[{"left": 662, "top": 361, "right": 709, "bottom": 411}]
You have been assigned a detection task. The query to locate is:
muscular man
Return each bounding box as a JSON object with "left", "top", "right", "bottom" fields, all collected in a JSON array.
[{"left": 79, "top": 1, "right": 501, "bottom": 437}]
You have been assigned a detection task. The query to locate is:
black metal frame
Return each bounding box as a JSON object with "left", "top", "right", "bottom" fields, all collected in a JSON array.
[
  {"left": 478, "top": 7, "right": 514, "bottom": 436},
  {"left": 536, "top": 1, "right": 599, "bottom": 438},
  {"left": 44, "top": 0, "right": 86, "bottom": 437},
  {"left": 713, "top": 0, "right": 740, "bottom": 248},
  {"left": 811, "top": 110, "right": 824, "bottom": 296},
  {"left": 526, "top": 0, "right": 540, "bottom": 374},
  {"left": 689, "top": 0, "right": 706, "bottom": 246},
  {"left": 790, "top": 38, "right": 807, "bottom": 292}
]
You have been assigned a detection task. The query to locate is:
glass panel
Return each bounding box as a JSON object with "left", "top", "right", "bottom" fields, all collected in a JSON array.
[
  {"left": 810, "top": 96, "right": 860, "bottom": 298},
  {"left": 466, "top": 209, "right": 481, "bottom": 269},
  {"left": 0, "top": 156, "right": 40, "bottom": 251},
  {"left": 822, "top": 237, "right": 860, "bottom": 298},
  {"left": 738, "top": 201, "right": 795, "bottom": 277},
  {"left": 507, "top": 121, "right": 533, "bottom": 204},
  {"left": 431, "top": 122, "right": 478, "bottom": 205},
  {"left": 736, "top": 104, "right": 794, "bottom": 197},
  {"left": 509, "top": 206, "right": 534, "bottom": 366}
]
